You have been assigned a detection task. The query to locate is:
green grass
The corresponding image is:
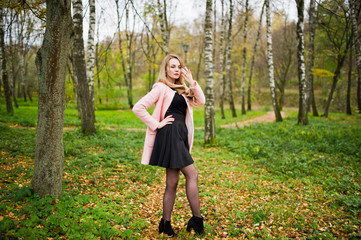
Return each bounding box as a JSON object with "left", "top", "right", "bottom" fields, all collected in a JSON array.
[
  {"left": 1, "top": 101, "right": 361, "bottom": 239},
  {"left": 0, "top": 98, "right": 267, "bottom": 129}
]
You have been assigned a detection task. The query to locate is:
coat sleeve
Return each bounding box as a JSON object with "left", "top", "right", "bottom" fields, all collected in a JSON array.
[
  {"left": 189, "top": 81, "right": 206, "bottom": 107},
  {"left": 132, "top": 84, "right": 162, "bottom": 131}
]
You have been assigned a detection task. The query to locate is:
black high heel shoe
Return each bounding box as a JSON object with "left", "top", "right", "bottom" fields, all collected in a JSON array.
[
  {"left": 159, "top": 218, "right": 176, "bottom": 237},
  {"left": 186, "top": 216, "right": 205, "bottom": 235}
]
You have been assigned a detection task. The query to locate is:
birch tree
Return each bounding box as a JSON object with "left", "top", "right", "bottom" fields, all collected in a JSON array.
[
  {"left": 307, "top": 0, "right": 318, "bottom": 116},
  {"left": 226, "top": 0, "right": 237, "bottom": 118},
  {"left": 32, "top": 0, "right": 72, "bottom": 197},
  {"left": 157, "top": 0, "right": 170, "bottom": 55},
  {"left": 350, "top": 0, "right": 361, "bottom": 113},
  {"left": 115, "top": 0, "right": 135, "bottom": 108},
  {"left": 18, "top": 12, "right": 26, "bottom": 101},
  {"left": 8, "top": 10, "right": 19, "bottom": 108},
  {"left": 296, "top": 0, "right": 308, "bottom": 125},
  {"left": 204, "top": 0, "right": 215, "bottom": 143},
  {"left": 0, "top": 8, "right": 13, "bottom": 115},
  {"left": 72, "top": 0, "right": 96, "bottom": 134},
  {"left": 240, "top": 0, "right": 249, "bottom": 115},
  {"left": 248, "top": 1, "right": 265, "bottom": 111},
  {"left": 86, "top": 0, "right": 96, "bottom": 108},
  {"left": 219, "top": 0, "right": 226, "bottom": 119},
  {"left": 265, "top": 0, "right": 282, "bottom": 122}
]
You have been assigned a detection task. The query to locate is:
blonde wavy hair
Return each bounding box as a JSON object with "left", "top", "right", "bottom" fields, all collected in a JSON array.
[{"left": 157, "top": 54, "right": 194, "bottom": 98}]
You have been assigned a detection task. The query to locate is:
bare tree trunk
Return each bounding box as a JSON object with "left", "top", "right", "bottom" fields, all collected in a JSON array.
[
  {"left": 25, "top": 61, "right": 32, "bottom": 102},
  {"left": 196, "top": 41, "right": 203, "bottom": 82},
  {"left": 8, "top": 14, "right": 18, "bottom": 108},
  {"left": 96, "top": 43, "right": 102, "bottom": 104},
  {"left": 68, "top": 58, "right": 81, "bottom": 119},
  {"left": 307, "top": 0, "right": 318, "bottom": 116},
  {"left": 350, "top": 0, "right": 361, "bottom": 113},
  {"left": 276, "top": 48, "right": 292, "bottom": 110},
  {"left": 219, "top": 0, "right": 226, "bottom": 119},
  {"left": 72, "top": 0, "right": 96, "bottom": 134},
  {"left": 0, "top": 8, "right": 13, "bottom": 114},
  {"left": 204, "top": 0, "right": 215, "bottom": 143},
  {"left": 19, "top": 43, "right": 27, "bottom": 102},
  {"left": 296, "top": 0, "right": 308, "bottom": 125},
  {"left": 323, "top": 53, "right": 348, "bottom": 117},
  {"left": 212, "top": 0, "right": 217, "bottom": 66},
  {"left": 32, "top": 0, "right": 72, "bottom": 198},
  {"left": 248, "top": 1, "right": 265, "bottom": 111},
  {"left": 86, "top": 0, "right": 96, "bottom": 110},
  {"left": 157, "top": 0, "right": 169, "bottom": 55},
  {"left": 73, "top": 0, "right": 96, "bottom": 134},
  {"left": 310, "top": 77, "right": 318, "bottom": 116},
  {"left": 240, "top": 0, "right": 249, "bottom": 115},
  {"left": 265, "top": 0, "right": 282, "bottom": 122},
  {"left": 115, "top": 0, "right": 133, "bottom": 108},
  {"left": 226, "top": 0, "right": 237, "bottom": 117},
  {"left": 347, "top": 46, "right": 352, "bottom": 115},
  {"left": 125, "top": 7, "right": 134, "bottom": 108},
  {"left": 18, "top": 11, "right": 28, "bottom": 102}
]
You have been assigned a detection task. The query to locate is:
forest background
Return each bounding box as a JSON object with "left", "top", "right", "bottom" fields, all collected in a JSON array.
[{"left": 0, "top": 0, "right": 361, "bottom": 239}]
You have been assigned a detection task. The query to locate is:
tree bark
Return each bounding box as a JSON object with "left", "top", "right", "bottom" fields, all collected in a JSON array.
[
  {"left": 347, "top": 46, "right": 352, "bottom": 115},
  {"left": 240, "top": 0, "right": 249, "bottom": 115},
  {"left": 8, "top": 14, "right": 19, "bottom": 109},
  {"left": 226, "top": 0, "right": 237, "bottom": 117},
  {"left": 72, "top": 0, "right": 96, "bottom": 134},
  {"left": 86, "top": 0, "right": 96, "bottom": 109},
  {"left": 350, "top": 0, "right": 361, "bottom": 113},
  {"left": 32, "top": 0, "right": 72, "bottom": 198},
  {"left": 248, "top": 1, "right": 265, "bottom": 111},
  {"left": 157, "top": 0, "right": 169, "bottom": 55},
  {"left": 276, "top": 47, "right": 292, "bottom": 111},
  {"left": 204, "top": 0, "right": 216, "bottom": 143},
  {"left": 68, "top": 58, "right": 81, "bottom": 119},
  {"left": 219, "top": 0, "right": 226, "bottom": 119},
  {"left": 265, "top": 0, "right": 282, "bottom": 122},
  {"left": 115, "top": 0, "right": 134, "bottom": 108},
  {"left": 212, "top": 0, "right": 217, "bottom": 66},
  {"left": 0, "top": 8, "right": 13, "bottom": 115},
  {"left": 307, "top": 0, "right": 318, "bottom": 116},
  {"left": 18, "top": 11, "right": 27, "bottom": 102},
  {"left": 125, "top": 7, "right": 134, "bottom": 108},
  {"left": 323, "top": 53, "right": 348, "bottom": 117},
  {"left": 296, "top": 0, "right": 308, "bottom": 125}
]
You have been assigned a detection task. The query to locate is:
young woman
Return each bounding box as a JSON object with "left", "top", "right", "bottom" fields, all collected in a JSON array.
[{"left": 133, "top": 54, "right": 206, "bottom": 236}]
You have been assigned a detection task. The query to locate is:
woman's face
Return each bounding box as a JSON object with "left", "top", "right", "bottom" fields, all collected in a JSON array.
[{"left": 166, "top": 58, "right": 182, "bottom": 81}]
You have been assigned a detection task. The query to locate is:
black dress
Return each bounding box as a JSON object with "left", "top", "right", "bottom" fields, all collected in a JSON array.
[{"left": 149, "top": 91, "right": 194, "bottom": 169}]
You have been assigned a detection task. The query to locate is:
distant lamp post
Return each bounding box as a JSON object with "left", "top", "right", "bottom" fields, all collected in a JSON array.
[{"left": 183, "top": 43, "right": 189, "bottom": 65}]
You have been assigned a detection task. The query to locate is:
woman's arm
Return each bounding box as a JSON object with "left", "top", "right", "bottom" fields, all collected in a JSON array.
[
  {"left": 132, "top": 84, "right": 162, "bottom": 131},
  {"left": 190, "top": 81, "right": 206, "bottom": 106},
  {"left": 181, "top": 67, "right": 206, "bottom": 107}
]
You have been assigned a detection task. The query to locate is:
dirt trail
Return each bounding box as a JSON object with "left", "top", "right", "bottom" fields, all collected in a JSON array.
[{"left": 218, "top": 111, "right": 288, "bottom": 128}]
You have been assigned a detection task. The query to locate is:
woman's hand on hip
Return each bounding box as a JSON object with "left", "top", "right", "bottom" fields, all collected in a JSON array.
[
  {"left": 157, "top": 115, "right": 174, "bottom": 129},
  {"left": 181, "top": 66, "right": 196, "bottom": 87}
]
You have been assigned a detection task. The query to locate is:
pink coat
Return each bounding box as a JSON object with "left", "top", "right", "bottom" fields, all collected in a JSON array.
[{"left": 132, "top": 81, "right": 206, "bottom": 165}]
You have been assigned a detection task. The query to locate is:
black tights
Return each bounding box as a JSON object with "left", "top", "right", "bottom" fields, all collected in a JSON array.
[{"left": 162, "top": 164, "right": 202, "bottom": 221}]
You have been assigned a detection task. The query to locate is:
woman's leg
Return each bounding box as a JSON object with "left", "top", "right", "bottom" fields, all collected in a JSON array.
[
  {"left": 180, "top": 164, "right": 202, "bottom": 217},
  {"left": 163, "top": 168, "right": 180, "bottom": 221}
]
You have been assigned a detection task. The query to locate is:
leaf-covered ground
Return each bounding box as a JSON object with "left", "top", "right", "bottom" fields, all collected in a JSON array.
[{"left": 1, "top": 111, "right": 361, "bottom": 239}]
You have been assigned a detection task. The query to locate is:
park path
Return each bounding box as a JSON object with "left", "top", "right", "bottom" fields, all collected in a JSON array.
[{"left": 216, "top": 111, "right": 288, "bottom": 129}]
